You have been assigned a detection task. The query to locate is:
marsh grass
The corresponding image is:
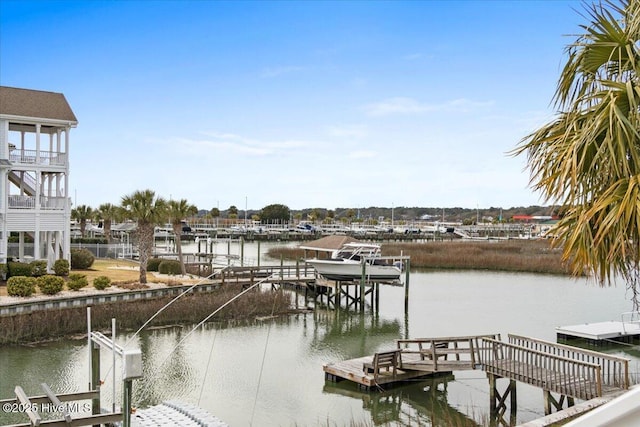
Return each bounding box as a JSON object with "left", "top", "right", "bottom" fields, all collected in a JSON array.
[
  {"left": 0, "top": 285, "right": 292, "bottom": 344},
  {"left": 268, "top": 239, "right": 571, "bottom": 275}
]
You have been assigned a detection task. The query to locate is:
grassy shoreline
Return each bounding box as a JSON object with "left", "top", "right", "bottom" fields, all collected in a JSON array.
[
  {"left": 0, "top": 259, "right": 295, "bottom": 344},
  {"left": 0, "top": 240, "right": 571, "bottom": 344},
  {"left": 0, "top": 284, "right": 293, "bottom": 345},
  {"left": 268, "top": 239, "right": 572, "bottom": 275}
]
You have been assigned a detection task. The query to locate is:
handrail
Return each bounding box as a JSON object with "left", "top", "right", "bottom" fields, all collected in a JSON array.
[
  {"left": 9, "top": 148, "right": 67, "bottom": 166},
  {"left": 396, "top": 334, "right": 501, "bottom": 370},
  {"left": 508, "top": 334, "right": 630, "bottom": 389},
  {"left": 482, "top": 338, "right": 603, "bottom": 400},
  {"left": 7, "top": 195, "right": 67, "bottom": 210},
  {"left": 621, "top": 311, "right": 640, "bottom": 334}
]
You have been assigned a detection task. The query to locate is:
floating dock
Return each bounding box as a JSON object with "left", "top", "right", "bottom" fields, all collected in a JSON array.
[
  {"left": 133, "top": 401, "right": 227, "bottom": 427},
  {"left": 556, "top": 312, "right": 640, "bottom": 344}
]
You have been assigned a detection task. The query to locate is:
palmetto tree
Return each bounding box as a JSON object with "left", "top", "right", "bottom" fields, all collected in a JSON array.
[
  {"left": 167, "top": 199, "right": 198, "bottom": 275},
  {"left": 71, "top": 205, "right": 94, "bottom": 238},
  {"left": 514, "top": 0, "right": 640, "bottom": 305},
  {"left": 96, "top": 203, "right": 120, "bottom": 243},
  {"left": 121, "top": 190, "right": 167, "bottom": 284}
]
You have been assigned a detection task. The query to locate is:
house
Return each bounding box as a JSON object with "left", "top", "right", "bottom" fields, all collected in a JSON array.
[{"left": 0, "top": 86, "right": 78, "bottom": 269}]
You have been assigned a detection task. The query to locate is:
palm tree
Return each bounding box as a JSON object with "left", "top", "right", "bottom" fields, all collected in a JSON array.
[
  {"left": 71, "top": 205, "right": 93, "bottom": 238},
  {"left": 95, "top": 203, "right": 120, "bottom": 243},
  {"left": 513, "top": 0, "right": 640, "bottom": 305},
  {"left": 167, "top": 199, "right": 198, "bottom": 275},
  {"left": 121, "top": 190, "right": 167, "bottom": 284}
]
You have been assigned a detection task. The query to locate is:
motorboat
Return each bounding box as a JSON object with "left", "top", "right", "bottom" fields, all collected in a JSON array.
[{"left": 305, "top": 242, "right": 402, "bottom": 281}]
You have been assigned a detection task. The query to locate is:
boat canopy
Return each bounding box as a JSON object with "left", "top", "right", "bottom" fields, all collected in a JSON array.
[{"left": 299, "top": 235, "right": 361, "bottom": 253}]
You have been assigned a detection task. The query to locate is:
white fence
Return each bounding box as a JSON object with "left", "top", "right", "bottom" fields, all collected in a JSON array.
[{"left": 7, "top": 243, "right": 137, "bottom": 260}]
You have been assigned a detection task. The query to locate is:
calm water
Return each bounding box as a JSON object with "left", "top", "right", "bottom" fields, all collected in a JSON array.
[{"left": 1, "top": 242, "right": 639, "bottom": 426}]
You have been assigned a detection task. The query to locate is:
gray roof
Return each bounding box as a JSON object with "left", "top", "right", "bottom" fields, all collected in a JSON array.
[{"left": 0, "top": 86, "right": 77, "bottom": 123}]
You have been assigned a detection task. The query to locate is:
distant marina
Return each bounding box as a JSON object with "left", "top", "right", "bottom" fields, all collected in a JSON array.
[{"left": 146, "top": 219, "right": 553, "bottom": 242}]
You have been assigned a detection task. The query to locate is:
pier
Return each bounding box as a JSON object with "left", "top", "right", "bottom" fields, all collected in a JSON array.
[{"left": 324, "top": 333, "right": 631, "bottom": 426}]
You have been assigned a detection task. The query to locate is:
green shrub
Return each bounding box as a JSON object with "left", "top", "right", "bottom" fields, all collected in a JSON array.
[
  {"left": 71, "top": 237, "right": 108, "bottom": 244},
  {"left": 158, "top": 260, "right": 182, "bottom": 275},
  {"left": 93, "top": 276, "right": 111, "bottom": 290},
  {"left": 67, "top": 273, "right": 88, "bottom": 291},
  {"left": 0, "top": 263, "right": 7, "bottom": 280},
  {"left": 53, "top": 259, "right": 70, "bottom": 276},
  {"left": 30, "top": 260, "right": 48, "bottom": 277},
  {"left": 70, "top": 248, "right": 95, "bottom": 269},
  {"left": 7, "top": 262, "right": 32, "bottom": 278},
  {"left": 147, "top": 258, "right": 163, "bottom": 272},
  {"left": 7, "top": 276, "right": 36, "bottom": 297},
  {"left": 37, "top": 275, "right": 65, "bottom": 295}
]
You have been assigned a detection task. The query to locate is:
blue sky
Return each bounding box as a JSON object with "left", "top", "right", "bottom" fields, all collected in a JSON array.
[{"left": 0, "top": 0, "right": 584, "bottom": 212}]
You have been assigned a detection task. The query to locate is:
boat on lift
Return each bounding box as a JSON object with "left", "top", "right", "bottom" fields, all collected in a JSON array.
[{"left": 305, "top": 242, "right": 402, "bottom": 281}]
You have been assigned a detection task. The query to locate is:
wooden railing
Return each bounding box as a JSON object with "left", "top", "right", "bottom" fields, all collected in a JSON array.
[
  {"left": 481, "top": 338, "right": 604, "bottom": 400},
  {"left": 508, "top": 334, "right": 630, "bottom": 390},
  {"left": 218, "top": 264, "right": 316, "bottom": 285},
  {"left": 396, "top": 334, "right": 500, "bottom": 371}
]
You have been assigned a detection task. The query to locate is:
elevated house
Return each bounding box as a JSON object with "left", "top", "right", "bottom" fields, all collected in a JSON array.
[{"left": 0, "top": 86, "right": 77, "bottom": 269}]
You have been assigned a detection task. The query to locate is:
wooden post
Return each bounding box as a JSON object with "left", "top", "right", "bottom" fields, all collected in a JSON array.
[
  {"left": 360, "top": 261, "right": 366, "bottom": 311},
  {"left": 375, "top": 281, "right": 380, "bottom": 311},
  {"left": 404, "top": 259, "right": 411, "bottom": 311},
  {"left": 489, "top": 373, "right": 497, "bottom": 414},
  {"left": 510, "top": 379, "right": 517, "bottom": 425},
  {"left": 240, "top": 237, "right": 244, "bottom": 267}
]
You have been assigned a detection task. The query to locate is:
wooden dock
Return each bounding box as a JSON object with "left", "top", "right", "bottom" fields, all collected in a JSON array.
[
  {"left": 324, "top": 334, "right": 499, "bottom": 390},
  {"left": 324, "top": 333, "right": 632, "bottom": 424},
  {"left": 324, "top": 353, "right": 435, "bottom": 389}
]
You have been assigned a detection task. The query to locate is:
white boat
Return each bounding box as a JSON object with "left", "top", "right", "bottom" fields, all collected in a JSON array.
[{"left": 305, "top": 242, "right": 402, "bottom": 281}]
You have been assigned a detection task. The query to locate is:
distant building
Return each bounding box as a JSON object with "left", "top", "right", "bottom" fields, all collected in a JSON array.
[
  {"left": 0, "top": 86, "right": 78, "bottom": 268},
  {"left": 511, "top": 215, "right": 558, "bottom": 223}
]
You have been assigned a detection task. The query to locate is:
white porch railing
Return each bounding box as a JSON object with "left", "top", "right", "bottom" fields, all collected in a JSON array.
[
  {"left": 8, "top": 195, "right": 68, "bottom": 210},
  {"left": 8, "top": 149, "right": 68, "bottom": 166}
]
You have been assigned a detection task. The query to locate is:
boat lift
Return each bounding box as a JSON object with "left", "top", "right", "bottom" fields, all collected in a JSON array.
[
  {"left": 0, "top": 308, "right": 141, "bottom": 427},
  {"left": 88, "top": 307, "right": 143, "bottom": 427}
]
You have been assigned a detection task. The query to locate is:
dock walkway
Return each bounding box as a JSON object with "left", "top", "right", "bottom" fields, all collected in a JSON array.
[{"left": 324, "top": 333, "right": 631, "bottom": 423}]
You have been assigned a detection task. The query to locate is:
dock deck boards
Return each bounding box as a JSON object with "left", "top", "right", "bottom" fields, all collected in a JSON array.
[{"left": 323, "top": 353, "right": 436, "bottom": 388}]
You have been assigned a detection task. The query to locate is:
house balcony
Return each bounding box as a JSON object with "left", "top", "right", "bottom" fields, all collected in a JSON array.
[
  {"left": 7, "top": 195, "right": 68, "bottom": 210},
  {"left": 8, "top": 148, "right": 68, "bottom": 167}
]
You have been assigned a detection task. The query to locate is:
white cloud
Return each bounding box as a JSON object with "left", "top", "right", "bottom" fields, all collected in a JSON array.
[
  {"left": 364, "top": 97, "right": 433, "bottom": 116},
  {"left": 364, "top": 97, "right": 495, "bottom": 116},
  {"left": 167, "top": 132, "right": 310, "bottom": 157}
]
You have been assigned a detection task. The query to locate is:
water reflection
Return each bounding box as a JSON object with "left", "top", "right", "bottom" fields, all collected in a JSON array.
[
  {"left": 310, "top": 308, "right": 403, "bottom": 357},
  {"left": 1, "top": 269, "right": 638, "bottom": 426},
  {"left": 324, "top": 374, "right": 480, "bottom": 426}
]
